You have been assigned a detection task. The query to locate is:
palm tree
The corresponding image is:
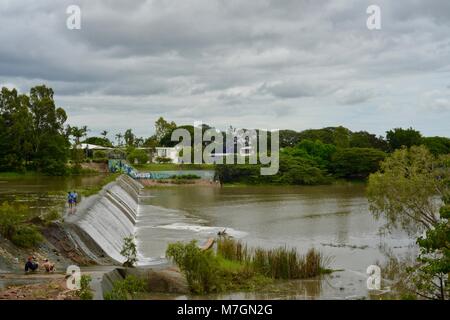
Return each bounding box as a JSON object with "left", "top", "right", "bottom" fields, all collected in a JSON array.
[
  {"left": 115, "top": 133, "right": 123, "bottom": 147},
  {"left": 101, "top": 130, "right": 108, "bottom": 139},
  {"left": 70, "top": 126, "right": 88, "bottom": 146}
]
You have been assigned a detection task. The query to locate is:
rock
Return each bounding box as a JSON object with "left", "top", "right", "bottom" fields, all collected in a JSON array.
[{"left": 124, "top": 268, "right": 189, "bottom": 294}]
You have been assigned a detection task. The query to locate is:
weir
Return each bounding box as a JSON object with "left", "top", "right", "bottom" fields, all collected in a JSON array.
[{"left": 65, "top": 175, "right": 144, "bottom": 264}]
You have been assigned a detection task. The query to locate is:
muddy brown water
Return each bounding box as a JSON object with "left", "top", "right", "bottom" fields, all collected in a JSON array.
[{"left": 136, "top": 184, "right": 416, "bottom": 299}]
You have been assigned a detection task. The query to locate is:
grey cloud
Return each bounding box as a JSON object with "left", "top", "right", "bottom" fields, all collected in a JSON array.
[{"left": 0, "top": 0, "right": 449, "bottom": 137}]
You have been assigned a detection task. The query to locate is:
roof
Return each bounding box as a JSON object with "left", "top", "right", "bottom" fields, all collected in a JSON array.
[{"left": 74, "top": 143, "right": 112, "bottom": 150}]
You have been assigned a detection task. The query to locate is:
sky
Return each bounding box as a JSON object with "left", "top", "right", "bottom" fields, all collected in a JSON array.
[{"left": 1, "top": 0, "right": 449, "bottom": 139}]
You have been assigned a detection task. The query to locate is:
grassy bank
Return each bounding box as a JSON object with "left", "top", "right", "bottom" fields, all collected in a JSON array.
[{"left": 166, "top": 238, "right": 331, "bottom": 294}]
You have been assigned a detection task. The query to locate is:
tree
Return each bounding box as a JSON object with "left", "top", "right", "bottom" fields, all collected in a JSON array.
[
  {"left": 386, "top": 127, "right": 422, "bottom": 151},
  {"left": 115, "top": 133, "right": 123, "bottom": 147},
  {"left": 68, "top": 126, "right": 88, "bottom": 170},
  {"left": 350, "top": 131, "right": 388, "bottom": 151},
  {"left": 124, "top": 129, "right": 135, "bottom": 147},
  {"left": 367, "top": 146, "right": 448, "bottom": 233},
  {"left": 127, "top": 149, "right": 148, "bottom": 164},
  {"left": 331, "top": 148, "right": 386, "bottom": 179},
  {"left": 411, "top": 203, "right": 450, "bottom": 300},
  {"left": 83, "top": 136, "right": 113, "bottom": 148},
  {"left": 421, "top": 137, "right": 450, "bottom": 156},
  {"left": 279, "top": 130, "right": 300, "bottom": 148},
  {"left": 120, "top": 235, "right": 137, "bottom": 267},
  {"left": 368, "top": 146, "right": 450, "bottom": 299},
  {"left": 155, "top": 117, "right": 177, "bottom": 143},
  {"left": 0, "top": 85, "right": 70, "bottom": 175},
  {"left": 100, "top": 130, "right": 108, "bottom": 139}
]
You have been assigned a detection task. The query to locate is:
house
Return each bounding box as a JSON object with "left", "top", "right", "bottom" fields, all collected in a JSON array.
[{"left": 153, "top": 146, "right": 181, "bottom": 163}]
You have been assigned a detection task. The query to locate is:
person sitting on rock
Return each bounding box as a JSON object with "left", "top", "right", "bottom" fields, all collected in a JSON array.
[
  {"left": 42, "top": 258, "right": 55, "bottom": 273},
  {"left": 24, "top": 256, "right": 39, "bottom": 273}
]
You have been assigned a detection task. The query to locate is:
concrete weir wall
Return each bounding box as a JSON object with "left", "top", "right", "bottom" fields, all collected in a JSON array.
[{"left": 65, "top": 175, "right": 144, "bottom": 264}]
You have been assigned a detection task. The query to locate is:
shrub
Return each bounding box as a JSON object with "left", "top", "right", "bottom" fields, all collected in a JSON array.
[
  {"left": 166, "top": 240, "right": 222, "bottom": 294},
  {"left": 11, "top": 225, "right": 43, "bottom": 248},
  {"left": 43, "top": 209, "right": 60, "bottom": 223},
  {"left": 156, "top": 156, "right": 172, "bottom": 164},
  {"left": 0, "top": 202, "right": 43, "bottom": 248},
  {"left": 78, "top": 275, "right": 93, "bottom": 300},
  {"left": 103, "top": 275, "right": 146, "bottom": 300},
  {"left": 93, "top": 150, "right": 107, "bottom": 159},
  {"left": 121, "top": 236, "right": 138, "bottom": 267}
]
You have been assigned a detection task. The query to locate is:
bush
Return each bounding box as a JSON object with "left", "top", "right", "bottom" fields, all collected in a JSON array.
[
  {"left": 104, "top": 275, "right": 146, "bottom": 300},
  {"left": 0, "top": 202, "right": 43, "bottom": 248},
  {"left": 155, "top": 156, "right": 172, "bottom": 164},
  {"left": 127, "top": 149, "right": 149, "bottom": 165},
  {"left": 120, "top": 236, "right": 138, "bottom": 267},
  {"left": 93, "top": 150, "right": 107, "bottom": 159},
  {"left": 11, "top": 225, "right": 43, "bottom": 248},
  {"left": 166, "top": 240, "right": 222, "bottom": 294},
  {"left": 43, "top": 209, "right": 60, "bottom": 223},
  {"left": 78, "top": 275, "right": 93, "bottom": 300}
]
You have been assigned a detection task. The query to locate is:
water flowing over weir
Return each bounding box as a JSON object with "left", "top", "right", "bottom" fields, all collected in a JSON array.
[{"left": 65, "top": 175, "right": 144, "bottom": 264}]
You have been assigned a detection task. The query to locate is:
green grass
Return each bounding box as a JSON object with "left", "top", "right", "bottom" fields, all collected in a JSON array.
[
  {"left": 134, "top": 163, "right": 214, "bottom": 171},
  {"left": 78, "top": 173, "right": 120, "bottom": 197}
]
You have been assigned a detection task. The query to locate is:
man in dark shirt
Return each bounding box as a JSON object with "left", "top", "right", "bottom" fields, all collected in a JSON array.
[{"left": 24, "top": 256, "right": 38, "bottom": 273}]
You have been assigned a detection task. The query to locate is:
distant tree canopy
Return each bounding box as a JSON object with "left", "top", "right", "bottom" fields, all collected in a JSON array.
[
  {"left": 331, "top": 148, "right": 386, "bottom": 179},
  {"left": 82, "top": 136, "right": 113, "bottom": 148},
  {"left": 386, "top": 127, "right": 423, "bottom": 151},
  {"left": 421, "top": 136, "right": 450, "bottom": 156},
  {"left": 0, "top": 86, "right": 70, "bottom": 175}
]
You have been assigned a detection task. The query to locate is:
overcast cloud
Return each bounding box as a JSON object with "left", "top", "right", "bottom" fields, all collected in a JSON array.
[{"left": 0, "top": 0, "right": 449, "bottom": 138}]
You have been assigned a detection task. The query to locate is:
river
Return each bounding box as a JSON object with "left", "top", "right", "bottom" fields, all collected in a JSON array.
[
  {"left": 136, "top": 183, "right": 416, "bottom": 299},
  {"left": 0, "top": 176, "right": 416, "bottom": 299}
]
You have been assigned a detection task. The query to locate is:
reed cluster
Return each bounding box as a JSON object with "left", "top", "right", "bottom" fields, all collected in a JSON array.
[{"left": 217, "top": 237, "right": 329, "bottom": 279}]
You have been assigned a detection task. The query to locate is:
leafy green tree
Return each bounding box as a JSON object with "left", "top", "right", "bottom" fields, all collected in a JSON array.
[
  {"left": 421, "top": 136, "right": 450, "bottom": 156},
  {"left": 331, "top": 148, "right": 386, "bottom": 179},
  {"left": 368, "top": 146, "right": 449, "bottom": 299},
  {"left": 155, "top": 117, "right": 177, "bottom": 143},
  {"left": 124, "top": 129, "right": 135, "bottom": 147},
  {"left": 386, "top": 127, "right": 422, "bottom": 151},
  {"left": 367, "top": 146, "right": 448, "bottom": 233},
  {"left": 410, "top": 204, "right": 450, "bottom": 300},
  {"left": 279, "top": 130, "right": 300, "bottom": 148},
  {"left": 127, "top": 149, "right": 148, "bottom": 164},
  {"left": 350, "top": 131, "right": 388, "bottom": 151}
]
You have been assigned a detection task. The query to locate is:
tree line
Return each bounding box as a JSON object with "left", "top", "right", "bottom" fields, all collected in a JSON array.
[{"left": 1, "top": 85, "right": 449, "bottom": 180}]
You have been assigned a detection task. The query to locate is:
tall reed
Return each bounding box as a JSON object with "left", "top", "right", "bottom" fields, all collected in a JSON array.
[{"left": 216, "top": 237, "right": 329, "bottom": 279}]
